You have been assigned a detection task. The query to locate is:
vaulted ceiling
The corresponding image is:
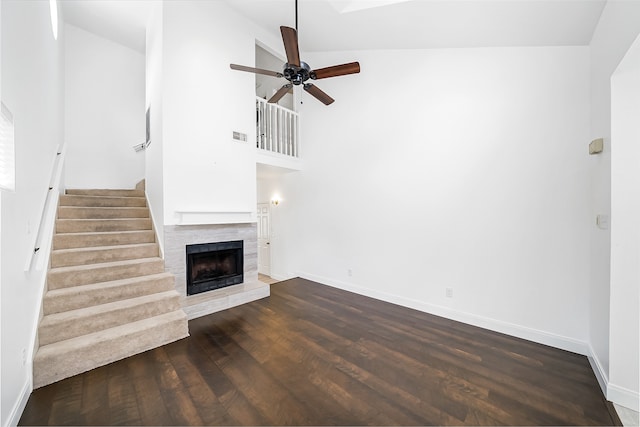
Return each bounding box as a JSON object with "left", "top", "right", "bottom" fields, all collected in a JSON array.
[{"left": 60, "top": 0, "right": 607, "bottom": 53}]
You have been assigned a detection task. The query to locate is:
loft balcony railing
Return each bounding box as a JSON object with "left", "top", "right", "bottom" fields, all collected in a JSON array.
[{"left": 256, "top": 97, "right": 299, "bottom": 158}]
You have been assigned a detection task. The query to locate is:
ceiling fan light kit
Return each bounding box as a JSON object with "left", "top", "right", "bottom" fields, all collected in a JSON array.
[{"left": 230, "top": 1, "right": 360, "bottom": 106}]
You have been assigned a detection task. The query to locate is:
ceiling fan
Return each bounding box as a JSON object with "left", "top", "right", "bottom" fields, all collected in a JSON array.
[{"left": 229, "top": 1, "right": 360, "bottom": 106}]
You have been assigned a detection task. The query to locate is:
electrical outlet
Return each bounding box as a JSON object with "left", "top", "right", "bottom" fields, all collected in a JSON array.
[
  {"left": 348, "top": 269, "right": 353, "bottom": 277},
  {"left": 446, "top": 288, "right": 453, "bottom": 298},
  {"left": 21, "top": 348, "right": 27, "bottom": 366}
]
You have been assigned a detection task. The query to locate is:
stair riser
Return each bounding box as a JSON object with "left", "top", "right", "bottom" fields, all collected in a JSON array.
[
  {"left": 33, "top": 312, "right": 189, "bottom": 389},
  {"left": 48, "top": 260, "right": 165, "bottom": 290},
  {"left": 53, "top": 231, "right": 156, "bottom": 250},
  {"left": 39, "top": 293, "right": 181, "bottom": 346},
  {"left": 51, "top": 244, "right": 159, "bottom": 268},
  {"left": 43, "top": 275, "right": 175, "bottom": 315},
  {"left": 57, "top": 207, "right": 150, "bottom": 219},
  {"left": 66, "top": 189, "right": 145, "bottom": 197},
  {"left": 59, "top": 195, "right": 146, "bottom": 207},
  {"left": 56, "top": 219, "right": 152, "bottom": 233}
]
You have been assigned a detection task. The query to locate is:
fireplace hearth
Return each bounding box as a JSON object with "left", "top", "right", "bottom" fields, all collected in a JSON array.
[{"left": 186, "top": 240, "right": 244, "bottom": 295}]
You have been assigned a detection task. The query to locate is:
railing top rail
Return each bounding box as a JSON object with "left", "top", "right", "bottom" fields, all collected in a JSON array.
[{"left": 256, "top": 96, "right": 299, "bottom": 117}]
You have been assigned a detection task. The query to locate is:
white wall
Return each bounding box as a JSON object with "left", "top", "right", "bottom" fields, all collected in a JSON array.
[
  {"left": 587, "top": 0, "right": 640, "bottom": 393},
  {"left": 273, "top": 46, "right": 591, "bottom": 353},
  {"left": 158, "top": 1, "right": 282, "bottom": 227},
  {"left": 145, "top": 3, "right": 165, "bottom": 250},
  {"left": 0, "top": 1, "right": 65, "bottom": 426},
  {"left": 64, "top": 24, "right": 144, "bottom": 189},
  {"left": 257, "top": 177, "right": 271, "bottom": 205},
  {"left": 609, "top": 33, "right": 640, "bottom": 411}
]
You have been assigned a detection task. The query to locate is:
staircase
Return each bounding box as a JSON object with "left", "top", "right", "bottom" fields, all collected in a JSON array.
[{"left": 33, "top": 187, "right": 189, "bottom": 389}]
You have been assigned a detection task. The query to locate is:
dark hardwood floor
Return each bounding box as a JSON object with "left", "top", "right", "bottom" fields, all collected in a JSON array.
[{"left": 20, "top": 278, "right": 619, "bottom": 426}]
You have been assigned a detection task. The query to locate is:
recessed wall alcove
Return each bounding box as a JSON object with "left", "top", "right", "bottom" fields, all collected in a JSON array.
[{"left": 164, "top": 223, "right": 269, "bottom": 319}]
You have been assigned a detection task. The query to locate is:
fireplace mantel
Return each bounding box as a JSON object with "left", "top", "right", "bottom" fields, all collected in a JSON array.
[{"left": 175, "top": 210, "right": 255, "bottom": 225}]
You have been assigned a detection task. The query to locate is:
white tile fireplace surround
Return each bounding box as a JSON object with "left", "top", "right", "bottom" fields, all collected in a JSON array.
[{"left": 164, "top": 223, "right": 270, "bottom": 319}]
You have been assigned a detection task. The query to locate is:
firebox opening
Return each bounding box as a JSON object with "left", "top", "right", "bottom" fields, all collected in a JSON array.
[{"left": 186, "top": 240, "right": 244, "bottom": 296}]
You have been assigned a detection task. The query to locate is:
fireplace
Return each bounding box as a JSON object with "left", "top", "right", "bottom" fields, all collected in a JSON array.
[{"left": 186, "top": 240, "right": 244, "bottom": 295}]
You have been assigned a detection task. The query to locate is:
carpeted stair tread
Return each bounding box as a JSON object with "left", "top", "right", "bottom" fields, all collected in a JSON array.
[
  {"left": 59, "top": 194, "right": 147, "bottom": 207},
  {"left": 33, "top": 310, "right": 189, "bottom": 389},
  {"left": 56, "top": 218, "right": 152, "bottom": 233},
  {"left": 51, "top": 243, "right": 159, "bottom": 267},
  {"left": 65, "top": 189, "right": 145, "bottom": 197},
  {"left": 34, "top": 186, "right": 189, "bottom": 389},
  {"left": 39, "top": 290, "right": 181, "bottom": 345},
  {"left": 47, "top": 257, "right": 165, "bottom": 289},
  {"left": 43, "top": 272, "right": 175, "bottom": 314},
  {"left": 53, "top": 230, "right": 156, "bottom": 249},
  {"left": 57, "top": 206, "right": 150, "bottom": 219}
]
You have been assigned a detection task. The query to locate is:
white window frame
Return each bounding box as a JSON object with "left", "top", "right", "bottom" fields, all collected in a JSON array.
[{"left": 0, "top": 102, "right": 16, "bottom": 192}]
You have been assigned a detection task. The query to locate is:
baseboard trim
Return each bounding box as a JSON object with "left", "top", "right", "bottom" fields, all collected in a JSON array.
[
  {"left": 5, "top": 371, "right": 32, "bottom": 427},
  {"left": 297, "top": 272, "right": 589, "bottom": 356},
  {"left": 608, "top": 383, "right": 640, "bottom": 412},
  {"left": 269, "top": 272, "right": 295, "bottom": 282},
  {"left": 587, "top": 343, "right": 609, "bottom": 396}
]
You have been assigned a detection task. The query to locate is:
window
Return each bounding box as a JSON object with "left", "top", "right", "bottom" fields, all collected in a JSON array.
[{"left": 0, "top": 102, "right": 15, "bottom": 191}]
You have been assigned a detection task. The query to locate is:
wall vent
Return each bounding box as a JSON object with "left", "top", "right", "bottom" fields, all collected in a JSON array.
[{"left": 232, "top": 131, "right": 247, "bottom": 142}]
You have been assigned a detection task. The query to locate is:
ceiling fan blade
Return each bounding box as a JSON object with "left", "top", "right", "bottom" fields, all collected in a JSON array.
[
  {"left": 268, "top": 84, "right": 293, "bottom": 103},
  {"left": 280, "top": 26, "right": 300, "bottom": 67},
  {"left": 230, "top": 64, "right": 283, "bottom": 78},
  {"left": 304, "top": 84, "right": 335, "bottom": 105},
  {"left": 311, "top": 62, "right": 360, "bottom": 80}
]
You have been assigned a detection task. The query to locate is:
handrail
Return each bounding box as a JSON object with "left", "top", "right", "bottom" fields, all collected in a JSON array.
[
  {"left": 256, "top": 97, "right": 300, "bottom": 158},
  {"left": 24, "top": 143, "right": 66, "bottom": 272}
]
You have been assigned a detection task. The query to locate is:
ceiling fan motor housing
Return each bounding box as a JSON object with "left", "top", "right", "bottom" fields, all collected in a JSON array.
[{"left": 283, "top": 61, "right": 311, "bottom": 85}]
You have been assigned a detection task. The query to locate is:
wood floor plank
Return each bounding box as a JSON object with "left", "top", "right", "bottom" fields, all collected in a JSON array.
[
  {"left": 190, "top": 321, "right": 270, "bottom": 425},
  {"left": 79, "top": 365, "right": 110, "bottom": 425},
  {"left": 361, "top": 316, "right": 587, "bottom": 421},
  {"left": 126, "top": 351, "right": 175, "bottom": 426},
  {"left": 106, "top": 358, "right": 142, "bottom": 425},
  {"left": 163, "top": 339, "right": 235, "bottom": 425},
  {"left": 253, "top": 306, "right": 466, "bottom": 424},
  {"left": 151, "top": 346, "right": 204, "bottom": 426},
  {"left": 211, "top": 317, "right": 354, "bottom": 424},
  {"left": 17, "top": 383, "right": 56, "bottom": 425},
  {"left": 19, "top": 278, "right": 619, "bottom": 426},
  {"left": 47, "top": 375, "right": 84, "bottom": 425}
]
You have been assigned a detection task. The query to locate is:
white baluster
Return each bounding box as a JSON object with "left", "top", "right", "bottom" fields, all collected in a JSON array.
[
  {"left": 284, "top": 110, "right": 289, "bottom": 155},
  {"left": 269, "top": 104, "right": 273, "bottom": 152},
  {"left": 287, "top": 113, "right": 293, "bottom": 156},
  {"left": 255, "top": 97, "right": 300, "bottom": 157},
  {"left": 278, "top": 108, "right": 283, "bottom": 154}
]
